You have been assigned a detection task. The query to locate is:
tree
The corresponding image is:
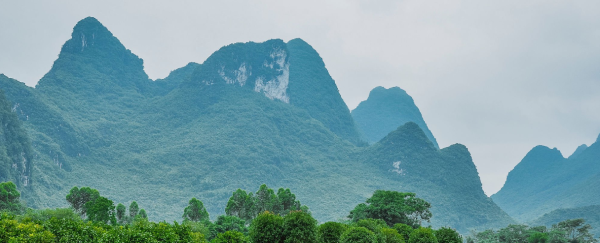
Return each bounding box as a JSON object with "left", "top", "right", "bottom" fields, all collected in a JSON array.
[
  {"left": 116, "top": 203, "right": 126, "bottom": 224},
  {"left": 84, "top": 196, "right": 116, "bottom": 224},
  {"left": 408, "top": 228, "right": 438, "bottom": 243},
  {"left": 553, "top": 219, "right": 597, "bottom": 243},
  {"left": 0, "top": 181, "right": 23, "bottom": 213},
  {"left": 318, "top": 222, "right": 348, "bottom": 243},
  {"left": 183, "top": 197, "right": 209, "bottom": 222},
  {"left": 225, "top": 189, "right": 255, "bottom": 222},
  {"left": 65, "top": 186, "right": 99, "bottom": 217},
  {"left": 138, "top": 209, "right": 147, "bottom": 219},
  {"left": 349, "top": 191, "right": 432, "bottom": 228},
  {"left": 282, "top": 210, "right": 318, "bottom": 243},
  {"left": 249, "top": 211, "right": 284, "bottom": 243},
  {"left": 353, "top": 218, "right": 387, "bottom": 233},
  {"left": 340, "top": 227, "right": 377, "bottom": 243},
  {"left": 212, "top": 231, "right": 249, "bottom": 243},
  {"left": 528, "top": 232, "right": 549, "bottom": 243},
  {"left": 394, "top": 224, "right": 414, "bottom": 242},
  {"left": 255, "top": 184, "right": 280, "bottom": 214},
  {"left": 380, "top": 228, "right": 405, "bottom": 243},
  {"left": 277, "top": 188, "right": 301, "bottom": 215},
  {"left": 497, "top": 224, "right": 529, "bottom": 243},
  {"left": 129, "top": 201, "right": 139, "bottom": 218},
  {"left": 435, "top": 227, "right": 462, "bottom": 243},
  {"left": 212, "top": 215, "right": 248, "bottom": 236}
]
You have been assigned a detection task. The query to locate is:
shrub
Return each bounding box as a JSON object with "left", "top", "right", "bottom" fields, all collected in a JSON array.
[
  {"left": 318, "top": 221, "right": 348, "bottom": 243},
  {"left": 340, "top": 226, "right": 377, "bottom": 243},
  {"left": 249, "top": 211, "right": 284, "bottom": 243},
  {"left": 282, "top": 210, "right": 318, "bottom": 243},
  {"left": 408, "top": 227, "right": 438, "bottom": 243}
]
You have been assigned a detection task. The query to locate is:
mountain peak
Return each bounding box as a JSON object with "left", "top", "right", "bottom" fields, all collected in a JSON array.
[
  {"left": 37, "top": 17, "right": 148, "bottom": 93},
  {"left": 62, "top": 17, "right": 119, "bottom": 54},
  {"left": 352, "top": 86, "right": 439, "bottom": 148}
]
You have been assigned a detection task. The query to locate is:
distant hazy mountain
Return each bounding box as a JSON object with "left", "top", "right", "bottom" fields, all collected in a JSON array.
[
  {"left": 0, "top": 17, "right": 513, "bottom": 232},
  {"left": 531, "top": 205, "right": 600, "bottom": 237},
  {"left": 352, "top": 86, "right": 439, "bottom": 148},
  {"left": 492, "top": 135, "right": 600, "bottom": 222}
]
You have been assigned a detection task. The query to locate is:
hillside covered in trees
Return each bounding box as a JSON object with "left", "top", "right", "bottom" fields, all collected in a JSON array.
[
  {"left": 492, "top": 135, "right": 600, "bottom": 222},
  {"left": 0, "top": 17, "right": 515, "bottom": 233}
]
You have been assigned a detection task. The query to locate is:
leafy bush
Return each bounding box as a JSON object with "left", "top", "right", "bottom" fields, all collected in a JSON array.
[
  {"left": 282, "top": 210, "right": 318, "bottom": 243},
  {"left": 340, "top": 226, "right": 377, "bottom": 243},
  {"left": 409, "top": 228, "right": 438, "bottom": 243},
  {"left": 249, "top": 211, "right": 284, "bottom": 243},
  {"left": 434, "top": 227, "right": 462, "bottom": 243},
  {"left": 212, "top": 231, "right": 249, "bottom": 243},
  {"left": 318, "top": 221, "right": 348, "bottom": 243}
]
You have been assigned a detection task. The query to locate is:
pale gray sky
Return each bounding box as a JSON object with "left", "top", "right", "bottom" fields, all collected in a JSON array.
[{"left": 1, "top": 0, "right": 599, "bottom": 195}]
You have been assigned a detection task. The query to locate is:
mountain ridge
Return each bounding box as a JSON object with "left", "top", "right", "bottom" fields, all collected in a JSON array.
[{"left": 0, "top": 17, "right": 513, "bottom": 233}]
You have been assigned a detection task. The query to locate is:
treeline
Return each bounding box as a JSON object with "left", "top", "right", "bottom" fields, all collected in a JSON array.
[
  {"left": 468, "top": 219, "right": 598, "bottom": 243},
  {"left": 0, "top": 181, "right": 597, "bottom": 243}
]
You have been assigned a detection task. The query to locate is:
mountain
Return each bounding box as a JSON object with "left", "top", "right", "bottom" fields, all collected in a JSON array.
[
  {"left": 0, "top": 87, "right": 33, "bottom": 188},
  {"left": 530, "top": 205, "right": 600, "bottom": 237},
  {"left": 0, "top": 17, "right": 512, "bottom": 232},
  {"left": 492, "top": 135, "right": 600, "bottom": 222},
  {"left": 351, "top": 86, "right": 439, "bottom": 148}
]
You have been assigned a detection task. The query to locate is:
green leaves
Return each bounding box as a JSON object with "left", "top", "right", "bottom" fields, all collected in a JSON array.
[
  {"left": 225, "top": 184, "right": 307, "bottom": 223},
  {"left": 349, "top": 190, "right": 432, "bottom": 228},
  {"left": 183, "top": 198, "right": 209, "bottom": 222},
  {"left": 0, "top": 181, "right": 23, "bottom": 213},
  {"left": 66, "top": 186, "right": 100, "bottom": 217}
]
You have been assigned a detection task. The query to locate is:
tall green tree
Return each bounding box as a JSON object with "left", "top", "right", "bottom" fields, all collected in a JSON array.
[
  {"left": 255, "top": 184, "right": 280, "bottom": 214},
  {"left": 129, "top": 201, "right": 139, "bottom": 219},
  {"left": 349, "top": 190, "right": 432, "bottom": 228},
  {"left": 225, "top": 189, "right": 256, "bottom": 222},
  {"left": 138, "top": 209, "right": 147, "bottom": 219},
  {"left": 115, "top": 203, "right": 126, "bottom": 224},
  {"left": 182, "top": 197, "right": 209, "bottom": 222},
  {"left": 0, "top": 181, "right": 23, "bottom": 213},
  {"left": 66, "top": 187, "right": 100, "bottom": 217},
  {"left": 84, "top": 196, "right": 116, "bottom": 224}
]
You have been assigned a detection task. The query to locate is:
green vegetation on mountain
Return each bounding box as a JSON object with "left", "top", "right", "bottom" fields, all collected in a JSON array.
[
  {"left": 352, "top": 86, "right": 438, "bottom": 148},
  {"left": 0, "top": 90, "right": 33, "bottom": 188},
  {"left": 531, "top": 205, "right": 600, "bottom": 237},
  {"left": 492, "top": 136, "right": 600, "bottom": 222},
  {"left": 469, "top": 219, "right": 599, "bottom": 243},
  {"left": 0, "top": 17, "right": 513, "bottom": 234}
]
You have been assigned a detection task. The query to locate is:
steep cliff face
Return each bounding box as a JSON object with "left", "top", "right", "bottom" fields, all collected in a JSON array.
[
  {"left": 0, "top": 87, "right": 33, "bottom": 187},
  {"left": 352, "top": 86, "right": 438, "bottom": 148},
  {"left": 492, "top": 136, "right": 600, "bottom": 222}
]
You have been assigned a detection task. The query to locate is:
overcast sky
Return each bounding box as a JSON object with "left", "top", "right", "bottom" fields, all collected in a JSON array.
[{"left": 1, "top": 0, "right": 599, "bottom": 195}]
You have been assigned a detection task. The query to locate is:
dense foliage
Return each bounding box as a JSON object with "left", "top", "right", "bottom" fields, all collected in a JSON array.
[
  {"left": 349, "top": 190, "right": 432, "bottom": 228},
  {"left": 469, "top": 219, "right": 598, "bottom": 243}
]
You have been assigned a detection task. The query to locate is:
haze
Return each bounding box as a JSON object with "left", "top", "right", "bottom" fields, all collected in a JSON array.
[{"left": 1, "top": 0, "right": 599, "bottom": 195}]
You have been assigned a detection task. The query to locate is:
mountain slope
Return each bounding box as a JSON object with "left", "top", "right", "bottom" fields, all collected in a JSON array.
[
  {"left": 492, "top": 135, "right": 600, "bottom": 222},
  {"left": 352, "top": 86, "right": 438, "bottom": 148},
  {"left": 359, "top": 122, "right": 514, "bottom": 232},
  {"left": 0, "top": 87, "right": 33, "bottom": 188},
  {"left": 1, "top": 17, "right": 512, "bottom": 233},
  {"left": 530, "top": 205, "right": 600, "bottom": 237}
]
